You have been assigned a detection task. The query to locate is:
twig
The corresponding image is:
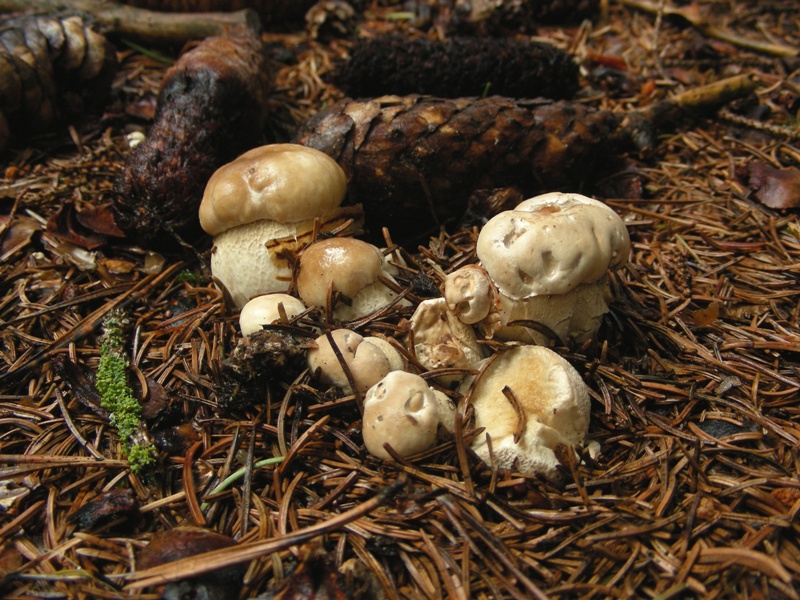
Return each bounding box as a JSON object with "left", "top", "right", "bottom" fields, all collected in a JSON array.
[
  {"left": 126, "top": 474, "right": 408, "bottom": 589},
  {"left": 0, "top": 0, "right": 260, "bottom": 46},
  {"left": 619, "top": 0, "right": 799, "bottom": 57}
]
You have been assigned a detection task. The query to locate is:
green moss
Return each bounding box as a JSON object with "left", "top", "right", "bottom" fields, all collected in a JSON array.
[{"left": 96, "top": 311, "right": 156, "bottom": 473}]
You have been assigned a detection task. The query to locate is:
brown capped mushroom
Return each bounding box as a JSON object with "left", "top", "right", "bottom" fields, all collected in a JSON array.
[
  {"left": 296, "top": 237, "right": 408, "bottom": 321},
  {"left": 199, "top": 144, "right": 359, "bottom": 309}
]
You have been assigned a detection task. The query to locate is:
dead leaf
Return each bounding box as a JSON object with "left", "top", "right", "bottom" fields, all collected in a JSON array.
[
  {"left": 692, "top": 301, "right": 720, "bottom": 326},
  {"left": 70, "top": 488, "right": 139, "bottom": 531},
  {"left": 0, "top": 214, "right": 41, "bottom": 260},
  {"left": 746, "top": 162, "right": 800, "bottom": 209}
]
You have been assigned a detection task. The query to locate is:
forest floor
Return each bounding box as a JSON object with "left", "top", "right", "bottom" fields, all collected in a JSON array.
[{"left": 1, "top": 1, "right": 800, "bottom": 598}]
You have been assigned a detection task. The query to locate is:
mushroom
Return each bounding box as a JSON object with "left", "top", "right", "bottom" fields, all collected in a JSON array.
[
  {"left": 446, "top": 192, "right": 630, "bottom": 344},
  {"left": 362, "top": 371, "right": 455, "bottom": 459},
  {"left": 461, "top": 345, "right": 590, "bottom": 479},
  {"left": 239, "top": 293, "right": 307, "bottom": 336},
  {"left": 307, "top": 328, "right": 404, "bottom": 394},
  {"left": 296, "top": 237, "right": 408, "bottom": 321},
  {"left": 409, "top": 298, "right": 485, "bottom": 386},
  {"left": 199, "top": 144, "right": 359, "bottom": 309}
]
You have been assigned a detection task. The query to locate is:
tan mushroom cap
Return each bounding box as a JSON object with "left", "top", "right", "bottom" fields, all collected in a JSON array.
[
  {"left": 307, "top": 329, "right": 394, "bottom": 394},
  {"left": 296, "top": 238, "right": 403, "bottom": 320},
  {"left": 362, "top": 371, "right": 453, "bottom": 459},
  {"left": 476, "top": 192, "right": 630, "bottom": 300},
  {"left": 199, "top": 144, "right": 347, "bottom": 236},
  {"left": 464, "top": 345, "right": 590, "bottom": 478},
  {"left": 443, "top": 264, "right": 495, "bottom": 325}
]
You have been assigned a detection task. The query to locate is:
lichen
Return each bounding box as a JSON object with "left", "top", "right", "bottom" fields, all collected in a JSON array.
[{"left": 96, "top": 310, "right": 156, "bottom": 473}]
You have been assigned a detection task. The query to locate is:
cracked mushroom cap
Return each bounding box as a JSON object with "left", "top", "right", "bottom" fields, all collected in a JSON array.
[
  {"left": 462, "top": 345, "right": 590, "bottom": 478},
  {"left": 476, "top": 192, "right": 630, "bottom": 300},
  {"left": 239, "top": 293, "right": 307, "bottom": 336},
  {"left": 307, "top": 329, "right": 401, "bottom": 394},
  {"left": 362, "top": 371, "right": 455, "bottom": 459},
  {"left": 296, "top": 237, "right": 404, "bottom": 321},
  {"left": 443, "top": 264, "right": 496, "bottom": 325}
]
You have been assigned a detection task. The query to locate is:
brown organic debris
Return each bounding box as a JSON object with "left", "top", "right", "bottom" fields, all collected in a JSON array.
[
  {"left": 112, "top": 27, "right": 273, "bottom": 248},
  {"left": 295, "top": 75, "right": 757, "bottom": 244},
  {"left": 2, "top": 2, "right": 800, "bottom": 600}
]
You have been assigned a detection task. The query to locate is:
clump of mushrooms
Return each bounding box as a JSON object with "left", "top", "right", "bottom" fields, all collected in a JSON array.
[
  {"left": 460, "top": 345, "right": 590, "bottom": 479},
  {"left": 199, "top": 144, "right": 360, "bottom": 309},
  {"left": 307, "top": 328, "right": 405, "bottom": 394},
  {"left": 445, "top": 192, "right": 630, "bottom": 345},
  {"left": 362, "top": 370, "right": 455, "bottom": 459},
  {"left": 296, "top": 237, "right": 409, "bottom": 322}
]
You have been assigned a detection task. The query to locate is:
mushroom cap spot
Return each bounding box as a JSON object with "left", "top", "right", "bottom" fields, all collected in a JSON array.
[
  {"left": 307, "top": 329, "right": 391, "bottom": 394},
  {"left": 464, "top": 345, "right": 590, "bottom": 477},
  {"left": 362, "top": 371, "right": 441, "bottom": 459},
  {"left": 239, "top": 293, "right": 307, "bottom": 336},
  {"left": 443, "top": 264, "right": 494, "bottom": 324},
  {"left": 296, "top": 238, "right": 386, "bottom": 309},
  {"left": 477, "top": 192, "right": 630, "bottom": 299},
  {"left": 199, "top": 144, "right": 347, "bottom": 236}
]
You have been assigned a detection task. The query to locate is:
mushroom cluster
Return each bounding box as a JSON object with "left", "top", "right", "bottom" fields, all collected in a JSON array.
[
  {"left": 199, "top": 144, "right": 360, "bottom": 308},
  {"left": 445, "top": 192, "right": 631, "bottom": 345},
  {"left": 199, "top": 149, "right": 628, "bottom": 479}
]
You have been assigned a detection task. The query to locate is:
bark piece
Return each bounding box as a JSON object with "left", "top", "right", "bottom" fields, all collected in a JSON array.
[
  {"left": 330, "top": 35, "right": 579, "bottom": 100},
  {"left": 295, "top": 75, "right": 758, "bottom": 245},
  {"left": 112, "top": 27, "right": 273, "bottom": 248},
  {"left": 295, "top": 95, "right": 620, "bottom": 244}
]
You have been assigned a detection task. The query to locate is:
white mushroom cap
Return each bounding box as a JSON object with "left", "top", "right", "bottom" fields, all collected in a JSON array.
[
  {"left": 461, "top": 345, "right": 590, "bottom": 479},
  {"left": 308, "top": 329, "right": 404, "bottom": 394},
  {"left": 362, "top": 371, "right": 455, "bottom": 459},
  {"left": 409, "top": 298, "right": 485, "bottom": 385},
  {"left": 239, "top": 293, "right": 307, "bottom": 336},
  {"left": 296, "top": 238, "right": 407, "bottom": 321},
  {"left": 476, "top": 192, "right": 630, "bottom": 300},
  {"left": 443, "top": 264, "right": 496, "bottom": 325},
  {"left": 199, "top": 144, "right": 347, "bottom": 236}
]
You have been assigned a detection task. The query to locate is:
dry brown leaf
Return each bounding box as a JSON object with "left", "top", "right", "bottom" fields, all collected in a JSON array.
[{"left": 746, "top": 162, "right": 800, "bottom": 209}]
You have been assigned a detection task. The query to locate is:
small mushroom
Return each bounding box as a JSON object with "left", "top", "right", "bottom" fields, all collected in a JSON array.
[
  {"left": 448, "top": 192, "right": 630, "bottom": 344},
  {"left": 409, "top": 298, "right": 485, "bottom": 386},
  {"left": 239, "top": 293, "right": 307, "bottom": 336},
  {"left": 307, "top": 328, "right": 403, "bottom": 394},
  {"left": 362, "top": 371, "right": 455, "bottom": 459},
  {"left": 460, "top": 345, "right": 590, "bottom": 479},
  {"left": 296, "top": 237, "right": 408, "bottom": 321},
  {"left": 199, "top": 144, "right": 358, "bottom": 309}
]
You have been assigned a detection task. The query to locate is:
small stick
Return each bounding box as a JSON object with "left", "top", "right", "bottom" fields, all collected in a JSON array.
[
  {"left": 125, "top": 474, "right": 408, "bottom": 589},
  {"left": 0, "top": 0, "right": 260, "bottom": 46},
  {"left": 619, "top": 0, "right": 799, "bottom": 58}
]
